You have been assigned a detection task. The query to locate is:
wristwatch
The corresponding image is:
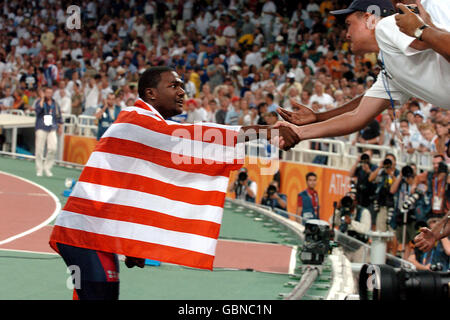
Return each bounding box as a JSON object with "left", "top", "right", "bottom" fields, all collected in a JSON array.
[{"left": 414, "top": 24, "right": 429, "bottom": 41}]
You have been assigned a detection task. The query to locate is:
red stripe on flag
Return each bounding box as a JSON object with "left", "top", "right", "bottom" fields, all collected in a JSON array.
[
  {"left": 49, "top": 226, "right": 215, "bottom": 270},
  {"left": 94, "top": 137, "right": 243, "bottom": 176},
  {"left": 78, "top": 167, "right": 225, "bottom": 207},
  {"left": 63, "top": 196, "right": 222, "bottom": 239},
  {"left": 116, "top": 110, "right": 239, "bottom": 147}
]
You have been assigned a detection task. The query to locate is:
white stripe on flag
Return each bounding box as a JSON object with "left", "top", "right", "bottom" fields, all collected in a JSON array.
[
  {"left": 103, "top": 122, "right": 244, "bottom": 163},
  {"left": 86, "top": 151, "right": 230, "bottom": 192},
  {"left": 55, "top": 210, "right": 217, "bottom": 255},
  {"left": 70, "top": 181, "right": 224, "bottom": 223},
  {"left": 121, "top": 107, "right": 162, "bottom": 121}
]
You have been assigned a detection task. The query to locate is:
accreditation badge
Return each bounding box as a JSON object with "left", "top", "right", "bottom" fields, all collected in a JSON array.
[
  {"left": 43, "top": 114, "right": 53, "bottom": 126},
  {"left": 432, "top": 195, "right": 442, "bottom": 211}
]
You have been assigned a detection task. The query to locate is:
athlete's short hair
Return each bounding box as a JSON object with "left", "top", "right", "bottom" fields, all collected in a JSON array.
[{"left": 138, "top": 66, "right": 174, "bottom": 99}]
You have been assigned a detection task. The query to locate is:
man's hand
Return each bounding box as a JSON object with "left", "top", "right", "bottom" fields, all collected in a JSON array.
[
  {"left": 125, "top": 256, "right": 146, "bottom": 268},
  {"left": 395, "top": 3, "right": 425, "bottom": 37},
  {"left": 269, "top": 123, "right": 301, "bottom": 151},
  {"left": 413, "top": 227, "right": 436, "bottom": 252},
  {"left": 277, "top": 100, "right": 317, "bottom": 126}
]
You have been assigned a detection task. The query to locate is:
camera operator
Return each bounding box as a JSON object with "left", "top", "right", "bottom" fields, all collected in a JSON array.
[
  {"left": 329, "top": 191, "right": 371, "bottom": 262},
  {"left": 368, "top": 153, "right": 400, "bottom": 232},
  {"left": 349, "top": 150, "right": 377, "bottom": 209},
  {"left": 228, "top": 167, "right": 257, "bottom": 203},
  {"left": 390, "top": 165, "right": 424, "bottom": 258},
  {"left": 260, "top": 180, "right": 288, "bottom": 216}
]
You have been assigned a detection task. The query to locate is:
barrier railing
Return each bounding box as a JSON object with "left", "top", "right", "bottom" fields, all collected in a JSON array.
[
  {"left": 77, "top": 115, "right": 97, "bottom": 137},
  {"left": 34, "top": 113, "right": 433, "bottom": 172}
]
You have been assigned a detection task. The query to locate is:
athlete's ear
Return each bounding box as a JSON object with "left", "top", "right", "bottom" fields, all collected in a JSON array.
[{"left": 145, "top": 87, "right": 157, "bottom": 101}]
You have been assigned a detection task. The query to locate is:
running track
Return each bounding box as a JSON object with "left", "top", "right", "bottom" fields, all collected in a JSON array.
[{"left": 0, "top": 171, "right": 296, "bottom": 274}]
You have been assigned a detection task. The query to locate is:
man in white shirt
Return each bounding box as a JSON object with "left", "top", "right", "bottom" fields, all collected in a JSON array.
[
  {"left": 310, "top": 81, "right": 334, "bottom": 112},
  {"left": 244, "top": 45, "right": 263, "bottom": 69},
  {"left": 275, "top": 0, "right": 450, "bottom": 148}
]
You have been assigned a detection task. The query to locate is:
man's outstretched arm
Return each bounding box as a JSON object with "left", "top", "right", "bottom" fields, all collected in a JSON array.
[
  {"left": 277, "top": 96, "right": 390, "bottom": 144},
  {"left": 277, "top": 94, "right": 363, "bottom": 126}
]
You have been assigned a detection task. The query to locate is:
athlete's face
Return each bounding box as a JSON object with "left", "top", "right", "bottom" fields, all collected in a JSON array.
[{"left": 153, "top": 71, "right": 185, "bottom": 119}]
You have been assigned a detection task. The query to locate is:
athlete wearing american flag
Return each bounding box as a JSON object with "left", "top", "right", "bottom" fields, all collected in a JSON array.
[{"left": 49, "top": 66, "right": 300, "bottom": 300}]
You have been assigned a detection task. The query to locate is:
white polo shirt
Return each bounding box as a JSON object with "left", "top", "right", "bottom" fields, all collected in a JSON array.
[{"left": 365, "top": 15, "right": 450, "bottom": 109}]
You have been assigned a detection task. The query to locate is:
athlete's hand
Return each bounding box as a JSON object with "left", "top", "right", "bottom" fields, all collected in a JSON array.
[{"left": 125, "top": 256, "right": 146, "bottom": 268}]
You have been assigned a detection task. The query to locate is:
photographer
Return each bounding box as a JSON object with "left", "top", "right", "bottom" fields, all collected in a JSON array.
[
  {"left": 390, "top": 165, "right": 424, "bottom": 258},
  {"left": 228, "top": 167, "right": 257, "bottom": 203},
  {"left": 416, "top": 156, "right": 448, "bottom": 219},
  {"left": 369, "top": 153, "right": 400, "bottom": 232},
  {"left": 349, "top": 151, "right": 377, "bottom": 209},
  {"left": 329, "top": 192, "right": 371, "bottom": 262},
  {"left": 260, "top": 180, "right": 287, "bottom": 216}
]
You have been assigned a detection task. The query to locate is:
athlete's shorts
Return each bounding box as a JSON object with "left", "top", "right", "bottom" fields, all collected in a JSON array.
[{"left": 56, "top": 242, "right": 120, "bottom": 300}]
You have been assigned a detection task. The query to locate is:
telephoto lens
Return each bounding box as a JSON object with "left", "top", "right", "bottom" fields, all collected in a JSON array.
[{"left": 359, "top": 264, "right": 450, "bottom": 300}]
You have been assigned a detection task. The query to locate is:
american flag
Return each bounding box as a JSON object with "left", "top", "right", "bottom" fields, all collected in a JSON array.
[{"left": 49, "top": 99, "right": 244, "bottom": 270}]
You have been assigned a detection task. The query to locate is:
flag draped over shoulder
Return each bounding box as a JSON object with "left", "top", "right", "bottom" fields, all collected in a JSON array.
[{"left": 49, "top": 99, "right": 244, "bottom": 270}]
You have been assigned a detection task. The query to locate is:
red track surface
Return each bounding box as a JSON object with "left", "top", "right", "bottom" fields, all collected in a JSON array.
[{"left": 0, "top": 172, "right": 57, "bottom": 247}]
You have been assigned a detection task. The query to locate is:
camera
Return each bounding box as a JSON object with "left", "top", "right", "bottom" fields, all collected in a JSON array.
[
  {"left": 267, "top": 184, "right": 277, "bottom": 196},
  {"left": 383, "top": 158, "right": 392, "bottom": 169},
  {"left": 339, "top": 196, "right": 353, "bottom": 233},
  {"left": 300, "top": 220, "right": 331, "bottom": 265},
  {"left": 359, "top": 264, "right": 450, "bottom": 300},
  {"left": 399, "top": 192, "right": 421, "bottom": 216},
  {"left": 401, "top": 165, "right": 414, "bottom": 179},
  {"left": 238, "top": 171, "right": 248, "bottom": 183},
  {"left": 360, "top": 153, "right": 370, "bottom": 164},
  {"left": 399, "top": 4, "right": 420, "bottom": 14}
]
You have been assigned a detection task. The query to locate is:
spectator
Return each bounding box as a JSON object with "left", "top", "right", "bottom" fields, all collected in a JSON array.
[
  {"left": 297, "top": 172, "right": 320, "bottom": 224},
  {"left": 34, "top": 87, "right": 63, "bottom": 177},
  {"left": 0, "top": 87, "right": 14, "bottom": 111},
  {"left": 434, "top": 121, "right": 450, "bottom": 157},
  {"left": 309, "top": 81, "right": 334, "bottom": 112},
  {"left": 186, "top": 98, "right": 208, "bottom": 123},
  {"left": 277, "top": 72, "right": 303, "bottom": 102},
  {"left": 265, "top": 93, "right": 279, "bottom": 113},
  {"left": 95, "top": 93, "right": 121, "bottom": 140},
  {"left": 206, "top": 56, "right": 226, "bottom": 91}
]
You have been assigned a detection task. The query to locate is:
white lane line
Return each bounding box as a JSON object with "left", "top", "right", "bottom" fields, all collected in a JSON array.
[{"left": 0, "top": 171, "right": 61, "bottom": 245}]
